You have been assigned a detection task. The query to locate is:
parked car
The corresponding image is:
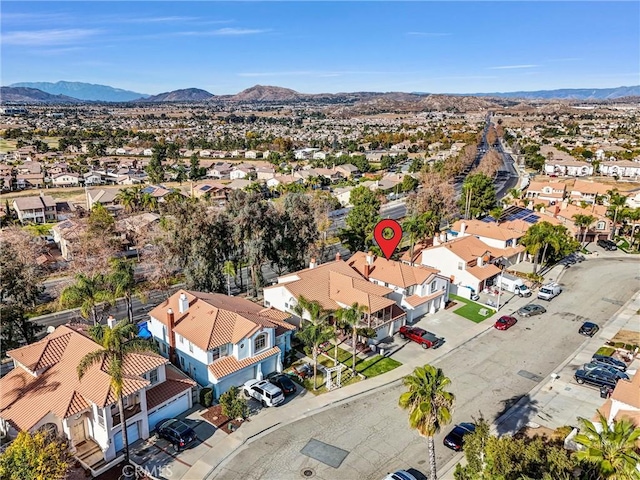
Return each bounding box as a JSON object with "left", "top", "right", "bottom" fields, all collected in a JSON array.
[
  {"left": 578, "top": 322, "right": 599, "bottom": 337},
  {"left": 574, "top": 367, "right": 618, "bottom": 389},
  {"left": 583, "top": 362, "right": 629, "bottom": 381},
  {"left": 516, "top": 304, "right": 547, "bottom": 317},
  {"left": 155, "top": 418, "right": 197, "bottom": 451},
  {"left": 383, "top": 471, "right": 418, "bottom": 480},
  {"left": 398, "top": 326, "right": 445, "bottom": 349},
  {"left": 537, "top": 283, "right": 562, "bottom": 301},
  {"left": 597, "top": 239, "right": 617, "bottom": 251},
  {"left": 267, "top": 373, "right": 297, "bottom": 396},
  {"left": 494, "top": 315, "right": 517, "bottom": 330},
  {"left": 243, "top": 379, "right": 285, "bottom": 407},
  {"left": 592, "top": 354, "right": 627, "bottom": 372},
  {"left": 443, "top": 423, "right": 476, "bottom": 451}
]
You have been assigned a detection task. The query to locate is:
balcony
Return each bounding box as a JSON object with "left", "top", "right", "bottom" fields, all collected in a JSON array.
[
  {"left": 111, "top": 403, "right": 142, "bottom": 427},
  {"left": 362, "top": 305, "right": 406, "bottom": 329}
]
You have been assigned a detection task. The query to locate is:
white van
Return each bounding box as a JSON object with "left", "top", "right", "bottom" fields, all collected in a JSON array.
[{"left": 537, "top": 283, "right": 562, "bottom": 301}]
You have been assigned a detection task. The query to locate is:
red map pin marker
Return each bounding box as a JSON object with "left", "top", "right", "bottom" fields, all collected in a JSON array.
[{"left": 373, "top": 219, "right": 403, "bottom": 260}]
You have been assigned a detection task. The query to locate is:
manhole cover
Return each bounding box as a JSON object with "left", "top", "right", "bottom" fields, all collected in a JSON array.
[{"left": 301, "top": 469, "right": 315, "bottom": 477}]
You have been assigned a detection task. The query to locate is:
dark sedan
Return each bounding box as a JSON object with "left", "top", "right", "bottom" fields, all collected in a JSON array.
[
  {"left": 443, "top": 423, "right": 476, "bottom": 451},
  {"left": 578, "top": 322, "right": 599, "bottom": 337},
  {"left": 592, "top": 354, "right": 627, "bottom": 372},
  {"left": 155, "top": 418, "right": 197, "bottom": 451},
  {"left": 268, "top": 373, "right": 297, "bottom": 396}
]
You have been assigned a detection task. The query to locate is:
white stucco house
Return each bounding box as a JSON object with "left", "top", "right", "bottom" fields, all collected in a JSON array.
[{"left": 146, "top": 290, "right": 296, "bottom": 400}]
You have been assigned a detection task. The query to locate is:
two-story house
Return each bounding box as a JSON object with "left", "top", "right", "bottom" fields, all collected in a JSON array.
[
  {"left": 418, "top": 235, "right": 503, "bottom": 294},
  {"left": 570, "top": 180, "right": 611, "bottom": 205},
  {"left": 12, "top": 194, "right": 58, "bottom": 224},
  {"left": 147, "top": 290, "right": 296, "bottom": 400},
  {"left": 523, "top": 181, "right": 567, "bottom": 205},
  {"left": 264, "top": 256, "right": 407, "bottom": 343},
  {"left": 51, "top": 172, "right": 80, "bottom": 188},
  {"left": 447, "top": 220, "right": 526, "bottom": 265},
  {"left": 347, "top": 252, "right": 450, "bottom": 322},
  {"left": 594, "top": 371, "right": 640, "bottom": 430},
  {"left": 0, "top": 324, "right": 195, "bottom": 477}
]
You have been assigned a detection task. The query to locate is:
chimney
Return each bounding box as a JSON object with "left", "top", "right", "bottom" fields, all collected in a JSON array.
[
  {"left": 364, "top": 264, "right": 371, "bottom": 279},
  {"left": 309, "top": 258, "right": 317, "bottom": 269},
  {"left": 335, "top": 251, "right": 341, "bottom": 261},
  {"left": 478, "top": 256, "right": 484, "bottom": 267},
  {"left": 166, "top": 308, "right": 177, "bottom": 365},
  {"left": 433, "top": 234, "right": 440, "bottom": 246},
  {"left": 366, "top": 251, "right": 374, "bottom": 266},
  {"left": 107, "top": 315, "right": 116, "bottom": 329},
  {"left": 460, "top": 222, "right": 467, "bottom": 236},
  {"left": 178, "top": 293, "right": 189, "bottom": 314},
  {"left": 440, "top": 232, "right": 447, "bottom": 243}
]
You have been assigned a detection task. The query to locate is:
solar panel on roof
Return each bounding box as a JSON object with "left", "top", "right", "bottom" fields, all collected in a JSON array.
[{"left": 142, "top": 186, "right": 155, "bottom": 194}]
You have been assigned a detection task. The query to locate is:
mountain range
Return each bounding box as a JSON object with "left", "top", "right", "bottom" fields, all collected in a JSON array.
[{"left": 1, "top": 82, "right": 639, "bottom": 104}]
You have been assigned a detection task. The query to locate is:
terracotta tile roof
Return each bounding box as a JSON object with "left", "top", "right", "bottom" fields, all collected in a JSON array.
[
  {"left": 451, "top": 220, "right": 524, "bottom": 242},
  {"left": 466, "top": 264, "right": 502, "bottom": 281},
  {"left": 148, "top": 290, "right": 294, "bottom": 352},
  {"left": 526, "top": 181, "right": 566, "bottom": 193},
  {"left": 347, "top": 251, "right": 439, "bottom": 288},
  {"left": 614, "top": 410, "right": 640, "bottom": 427},
  {"left": 329, "top": 271, "right": 396, "bottom": 313},
  {"left": 0, "top": 325, "right": 165, "bottom": 432},
  {"left": 571, "top": 180, "right": 611, "bottom": 195},
  {"left": 432, "top": 236, "right": 492, "bottom": 262},
  {"left": 208, "top": 347, "right": 281, "bottom": 379},
  {"left": 594, "top": 399, "right": 612, "bottom": 422},
  {"left": 405, "top": 290, "right": 445, "bottom": 307},
  {"left": 611, "top": 373, "right": 640, "bottom": 409},
  {"left": 146, "top": 365, "right": 196, "bottom": 411}
]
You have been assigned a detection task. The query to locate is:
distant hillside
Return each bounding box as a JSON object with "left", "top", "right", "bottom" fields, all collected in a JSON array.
[
  {"left": 0, "top": 86, "right": 82, "bottom": 104},
  {"left": 139, "top": 88, "right": 214, "bottom": 102},
  {"left": 468, "top": 85, "right": 640, "bottom": 100},
  {"left": 232, "top": 85, "right": 302, "bottom": 102},
  {"left": 10, "top": 81, "right": 148, "bottom": 102}
]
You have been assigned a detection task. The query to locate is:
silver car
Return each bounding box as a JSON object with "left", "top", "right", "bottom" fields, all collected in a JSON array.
[{"left": 517, "top": 304, "right": 547, "bottom": 317}]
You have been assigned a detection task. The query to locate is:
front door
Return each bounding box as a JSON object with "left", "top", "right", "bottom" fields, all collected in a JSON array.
[{"left": 70, "top": 419, "right": 86, "bottom": 443}]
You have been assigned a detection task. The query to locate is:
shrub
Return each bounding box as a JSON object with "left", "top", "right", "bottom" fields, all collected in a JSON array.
[
  {"left": 199, "top": 387, "right": 213, "bottom": 407},
  {"left": 219, "top": 386, "right": 248, "bottom": 420}
]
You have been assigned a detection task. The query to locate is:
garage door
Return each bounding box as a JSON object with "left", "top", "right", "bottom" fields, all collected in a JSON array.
[
  {"left": 114, "top": 421, "right": 140, "bottom": 453},
  {"left": 147, "top": 393, "right": 190, "bottom": 432}
]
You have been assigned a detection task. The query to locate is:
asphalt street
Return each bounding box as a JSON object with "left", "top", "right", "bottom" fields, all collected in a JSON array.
[{"left": 213, "top": 252, "right": 639, "bottom": 480}]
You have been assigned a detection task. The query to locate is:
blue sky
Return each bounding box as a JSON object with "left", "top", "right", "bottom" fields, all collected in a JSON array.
[{"left": 2, "top": 2, "right": 639, "bottom": 95}]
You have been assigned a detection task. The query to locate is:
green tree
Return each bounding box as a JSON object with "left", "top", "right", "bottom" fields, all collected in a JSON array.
[
  {"left": 335, "top": 302, "right": 367, "bottom": 374},
  {"left": 572, "top": 213, "right": 597, "bottom": 245},
  {"left": 140, "top": 192, "right": 159, "bottom": 212},
  {"left": 295, "top": 320, "right": 335, "bottom": 390},
  {"left": 0, "top": 430, "right": 71, "bottom": 480},
  {"left": 408, "top": 157, "right": 424, "bottom": 173},
  {"left": 401, "top": 175, "right": 419, "bottom": 193},
  {"left": 459, "top": 173, "right": 497, "bottom": 219},
  {"left": 219, "top": 386, "right": 249, "bottom": 420},
  {"left": 399, "top": 364, "right": 455, "bottom": 480},
  {"left": 339, "top": 186, "right": 380, "bottom": 252},
  {"left": 115, "top": 187, "right": 139, "bottom": 213},
  {"left": 88, "top": 202, "right": 115, "bottom": 236},
  {"left": 108, "top": 258, "right": 144, "bottom": 323},
  {"left": 77, "top": 319, "right": 157, "bottom": 465},
  {"left": 403, "top": 213, "right": 437, "bottom": 264},
  {"left": 222, "top": 260, "right": 236, "bottom": 296},
  {"left": 59, "top": 273, "right": 113, "bottom": 325},
  {"left": 574, "top": 411, "right": 640, "bottom": 479},
  {"left": 146, "top": 143, "right": 166, "bottom": 184},
  {"left": 520, "top": 221, "right": 552, "bottom": 274},
  {"left": 607, "top": 189, "right": 628, "bottom": 240},
  {"left": 189, "top": 153, "right": 203, "bottom": 180}
]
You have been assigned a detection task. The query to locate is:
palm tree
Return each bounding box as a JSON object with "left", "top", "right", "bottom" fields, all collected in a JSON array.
[
  {"left": 607, "top": 189, "right": 628, "bottom": 240},
  {"left": 398, "top": 364, "right": 455, "bottom": 480},
  {"left": 572, "top": 214, "right": 597, "bottom": 246},
  {"left": 507, "top": 188, "right": 523, "bottom": 207},
  {"left": 60, "top": 273, "right": 113, "bottom": 325},
  {"left": 222, "top": 260, "right": 236, "bottom": 296},
  {"left": 108, "top": 258, "right": 145, "bottom": 323},
  {"left": 140, "top": 192, "right": 158, "bottom": 212},
  {"left": 77, "top": 320, "right": 158, "bottom": 466},
  {"left": 403, "top": 214, "right": 429, "bottom": 265},
  {"left": 335, "top": 303, "right": 367, "bottom": 374},
  {"left": 115, "top": 187, "right": 137, "bottom": 213},
  {"left": 293, "top": 295, "right": 337, "bottom": 363},
  {"left": 520, "top": 222, "right": 548, "bottom": 273},
  {"left": 574, "top": 411, "right": 640, "bottom": 479},
  {"left": 295, "top": 321, "right": 335, "bottom": 390}
]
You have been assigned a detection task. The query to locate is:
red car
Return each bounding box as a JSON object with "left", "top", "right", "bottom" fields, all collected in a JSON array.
[
  {"left": 398, "top": 326, "right": 444, "bottom": 349},
  {"left": 494, "top": 315, "right": 517, "bottom": 330}
]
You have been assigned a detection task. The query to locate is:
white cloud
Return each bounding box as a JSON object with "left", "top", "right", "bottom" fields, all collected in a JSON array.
[
  {"left": 2, "top": 29, "right": 101, "bottom": 46},
  {"left": 178, "top": 28, "right": 268, "bottom": 37},
  {"left": 488, "top": 64, "right": 539, "bottom": 70}
]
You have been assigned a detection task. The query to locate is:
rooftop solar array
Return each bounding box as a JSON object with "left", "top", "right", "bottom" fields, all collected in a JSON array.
[
  {"left": 141, "top": 186, "right": 155, "bottom": 194},
  {"left": 480, "top": 206, "right": 541, "bottom": 225}
]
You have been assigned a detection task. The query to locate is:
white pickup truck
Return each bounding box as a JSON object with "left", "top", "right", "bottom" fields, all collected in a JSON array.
[{"left": 537, "top": 282, "right": 562, "bottom": 301}]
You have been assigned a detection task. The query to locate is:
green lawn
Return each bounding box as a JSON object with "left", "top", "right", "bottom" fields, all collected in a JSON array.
[
  {"left": 595, "top": 346, "right": 616, "bottom": 357},
  {"left": 450, "top": 294, "right": 495, "bottom": 323},
  {"left": 323, "top": 346, "right": 402, "bottom": 378}
]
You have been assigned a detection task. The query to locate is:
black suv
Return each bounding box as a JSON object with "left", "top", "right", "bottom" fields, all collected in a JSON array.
[
  {"left": 575, "top": 367, "right": 618, "bottom": 389},
  {"left": 597, "top": 239, "right": 617, "bottom": 251},
  {"left": 155, "top": 418, "right": 197, "bottom": 451},
  {"left": 592, "top": 354, "right": 627, "bottom": 372}
]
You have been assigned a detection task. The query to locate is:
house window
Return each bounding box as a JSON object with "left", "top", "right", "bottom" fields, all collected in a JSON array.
[
  {"left": 189, "top": 341, "right": 194, "bottom": 353},
  {"left": 254, "top": 333, "right": 267, "bottom": 353},
  {"left": 264, "top": 300, "right": 271, "bottom": 307},
  {"left": 180, "top": 356, "right": 185, "bottom": 368},
  {"left": 430, "top": 280, "right": 437, "bottom": 294},
  {"left": 149, "top": 368, "right": 158, "bottom": 385},
  {"left": 160, "top": 343, "right": 166, "bottom": 354},
  {"left": 179, "top": 335, "right": 184, "bottom": 344},
  {"left": 597, "top": 221, "right": 606, "bottom": 230},
  {"left": 457, "top": 262, "right": 464, "bottom": 270},
  {"left": 96, "top": 407, "right": 104, "bottom": 427},
  {"left": 220, "top": 343, "right": 229, "bottom": 357}
]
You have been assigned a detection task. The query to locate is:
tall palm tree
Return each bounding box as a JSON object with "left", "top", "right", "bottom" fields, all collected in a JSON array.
[
  {"left": 140, "top": 192, "right": 158, "bottom": 212},
  {"left": 520, "top": 222, "right": 548, "bottom": 273},
  {"left": 403, "top": 214, "right": 429, "bottom": 265},
  {"left": 295, "top": 321, "right": 335, "bottom": 390},
  {"left": 335, "top": 303, "right": 367, "bottom": 374},
  {"left": 77, "top": 320, "right": 158, "bottom": 466},
  {"left": 293, "top": 295, "right": 337, "bottom": 363},
  {"left": 572, "top": 214, "right": 597, "bottom": 246},
  {"left": 574, "top": 411, "right": 640, "bottom": 479},
  {"left": 60, "top": 273, "right": 113, "bottom": 325},
  {"left": 607, "top": 189, "right": 628, "bottom": 240},
  {"left": 108, "top": 258, "right": 144, "bottom": 323},
  {"left": 399, "top": 364, "right": 455, "bottom": 480},
  {"left": 222, "top": 260, "right": 236, "bottom": 296},
  {"left": 115, "top": 187, "right": 137, "bottom": 213}
]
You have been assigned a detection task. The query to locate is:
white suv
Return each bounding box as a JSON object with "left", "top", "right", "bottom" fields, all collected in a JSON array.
[{"left": 243, "top": 379, "right": 285, "bottom": 407}]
